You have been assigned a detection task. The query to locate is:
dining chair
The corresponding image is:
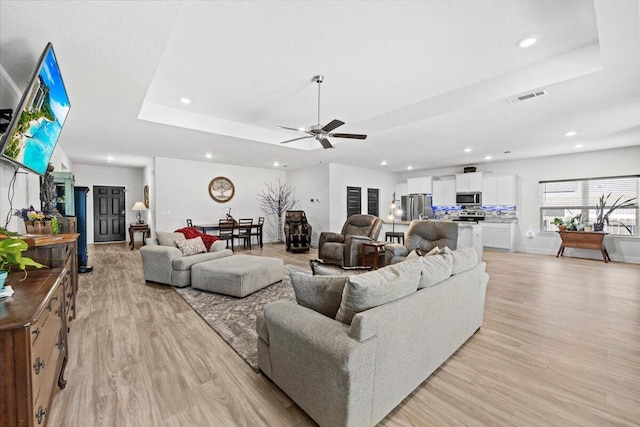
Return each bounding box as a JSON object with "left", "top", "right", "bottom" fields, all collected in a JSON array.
[
  {"left": 186, "top": 218, "right": 193, "bottom": 227},
  {"left": 218, "top": 219, "right": 235, "bottom": 250},
  {"left": 236, "top": 218, "right": 253, "bottom": 250},
  {"left": 250, "top": 216, "right": 264, "bottom": 248}
]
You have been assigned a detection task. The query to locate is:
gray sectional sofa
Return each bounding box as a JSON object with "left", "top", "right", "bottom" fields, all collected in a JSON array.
[
  {"left": 257, "top": 247, "right": 488, "bottom": 427},
  {"left": 140, "top": 231, "right": 233, "bottom": 287}
]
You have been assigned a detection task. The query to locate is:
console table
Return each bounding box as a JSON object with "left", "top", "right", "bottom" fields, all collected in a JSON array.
[
  {"left": 129, "top": 223, "right": 150, "bottom": 250},
  {"left": 556, "top": 231, "right": 610, "bottom": 263}
]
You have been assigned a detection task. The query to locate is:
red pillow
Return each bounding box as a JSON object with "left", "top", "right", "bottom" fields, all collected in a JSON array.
[{"left": 174, "top": 227, "right": 220, "bottom": 251}]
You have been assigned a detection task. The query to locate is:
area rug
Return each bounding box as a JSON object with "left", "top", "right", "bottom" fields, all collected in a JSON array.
[{"left": 174, "top": 264, "right": 308, "bottom": 371}]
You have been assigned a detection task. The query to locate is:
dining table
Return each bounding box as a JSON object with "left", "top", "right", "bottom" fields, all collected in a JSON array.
[{"left": 193, "top": 221, "right": 264, "bottom": 248}]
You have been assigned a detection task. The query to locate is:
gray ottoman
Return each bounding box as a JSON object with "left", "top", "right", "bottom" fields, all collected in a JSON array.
[{"left": 191, "top": 255, "right": 284, "bottom": 297}]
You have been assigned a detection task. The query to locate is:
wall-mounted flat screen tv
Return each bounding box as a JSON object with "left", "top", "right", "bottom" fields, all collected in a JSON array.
[{"left": 0, "top": 42, "right": 70, "bottom": 175}]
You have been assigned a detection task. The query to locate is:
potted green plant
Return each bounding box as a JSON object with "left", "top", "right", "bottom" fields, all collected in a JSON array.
[
  {"left": 594, "top": 193, "right": 637, "bottom": 233},
  {"left": 0, "top": 227, "right": 45, "bottom": 289},
  {"left": 553, "top": 217, "right": 567, "bottom": 231},
  {"left": 567, "top": 214, "right": 582, "bottom": 231}
]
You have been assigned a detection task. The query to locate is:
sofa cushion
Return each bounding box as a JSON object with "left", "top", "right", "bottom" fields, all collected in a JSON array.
[
  {"left": 309, "top": 259, "right": 372, "bottom": 276},
  {"left": 209, "top": 240, "right": 227, "bottom": 252},
  {"left": 335, "top": 259, "right": 421, "bottom": 325},
  {"left": 171, "top": 249, "right": 233, "bottom": 271},
  {"left": 291, "top": 272, "right": 348, "bottom": 318},
  {"left": 417, "top": 252, "right": 453, "bottom": 288},
  {"left": 176, "top": 236, "right": 207, "bottom": 256},
  {"left": 157, "top": 231, "right": 185, "bottom": 247},
  {"left": 446, "top": 247, "right": 478, "bottom": 274}
]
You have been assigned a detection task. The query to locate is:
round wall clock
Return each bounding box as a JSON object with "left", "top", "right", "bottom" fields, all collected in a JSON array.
[{"left": 208, "top": 176, "right": 235, "bottom": 203}]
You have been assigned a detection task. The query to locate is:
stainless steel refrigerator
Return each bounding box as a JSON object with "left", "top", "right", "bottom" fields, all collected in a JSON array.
[{"left": 401, "top": 194, "right": 433, "bottom": 221}]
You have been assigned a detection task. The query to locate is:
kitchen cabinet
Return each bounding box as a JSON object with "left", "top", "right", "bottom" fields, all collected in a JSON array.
[
  {"left": 432, "top": 179, "right": 456, "bottom": 206},
  {"left": 482, "top": 175, "right": 516, "bottom": 206},
  {"left": 482, "top": 222, "right": 516, "bottom": 251},
  {"left": 407, "top": 176, "right": 432, "bottom": 194},
  {"left": 455, "top": 172, "right": 482, "bottom": 192}
]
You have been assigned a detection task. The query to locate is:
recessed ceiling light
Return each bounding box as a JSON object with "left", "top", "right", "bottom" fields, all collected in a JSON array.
[
  {"left": 565, "top": 131, "right": 577, "bottom": 137},
  {"left": 273, "top": 162, "right": 279, "bottom": 167},
  {"left": 380, "top": 161, "right": 388, "bottom": 166},
  {"left": 574, "top": 144, "right": 584, "bottom": 149},
  {"left": 180, "top": 97, "right": 192, "bottom": 104},
  {"left": 205, "top": 153, "right": 212, "bottom": 158},
  {"left": 106, "top": 156, "right": 114, "bottom": 163},
  {"left": 484, "top": 155, "right": 492, "bottom": 161},
  {"left": 463, "top": 148, "right": 472, "bottom": 153},
  {"left": 504, "top": 150, "right": 511, "bottom": 154},
  {"left": 407, "top": 165, "right": 413, "bottom": 170},
  {"left": 518, "top": 37, "right": 537, "bottom": 48}
]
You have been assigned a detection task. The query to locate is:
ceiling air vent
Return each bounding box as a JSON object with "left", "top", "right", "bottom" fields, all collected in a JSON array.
[{"left": 505, "top": 89, "right": 548, "bottom": 104}]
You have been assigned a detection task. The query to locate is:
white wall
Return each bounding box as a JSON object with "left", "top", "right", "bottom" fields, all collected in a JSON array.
[
  {"left": 328, "top": 163, "right": 398, "bottom": 231},
  {"left": 143, "top": 161, "right": 155, "bottom": 234},
  {"left": 400, "top": 146, "right": 640, "bottom": 263},
  {"left": 154, "top": 157, "right": 287, "bottom": 242},
  {"left": 287, "top": 163, "right": 330, "bottom": 246},
  {"left": 72, "top": 164, "right": 144, "bottom": 244}
]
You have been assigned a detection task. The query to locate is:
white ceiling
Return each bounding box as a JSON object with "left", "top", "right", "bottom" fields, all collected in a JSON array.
[{"left": 1, "top": 0, "right": 639, "bottom": 173}]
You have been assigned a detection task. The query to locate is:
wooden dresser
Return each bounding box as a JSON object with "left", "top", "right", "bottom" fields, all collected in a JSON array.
[{"left": 0, "top": 234, "right": 79, "bottom": 426}]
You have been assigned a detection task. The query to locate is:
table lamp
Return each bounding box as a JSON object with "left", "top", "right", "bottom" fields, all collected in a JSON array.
[{"left": 132, "top": 201, "right": 147, "bottom": 224}]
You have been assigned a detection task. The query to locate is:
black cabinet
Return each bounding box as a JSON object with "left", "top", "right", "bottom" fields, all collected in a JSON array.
[{"left": 74, "top": 186, "right": 92, "bottom": 272}]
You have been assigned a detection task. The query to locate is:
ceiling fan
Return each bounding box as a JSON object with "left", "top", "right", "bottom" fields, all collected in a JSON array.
[{"left": 278, "top": 75, "right": 367, "bottom": 149}]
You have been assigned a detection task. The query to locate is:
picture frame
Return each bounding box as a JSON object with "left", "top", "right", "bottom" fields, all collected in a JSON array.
[
  {"left": 143, "top": 185, "right": 149, "bottom": 208},
  {"left": 208, "top": 176, "right": 235, "bottom": 203}
]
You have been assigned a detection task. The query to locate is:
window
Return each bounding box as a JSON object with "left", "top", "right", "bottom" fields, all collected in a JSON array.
[
  {"left": 367, "top": 188, "right": 379, "bottom": 216},
  {"left": 540, "top": 175, "right": 639, "bottom": 236},
  {"left": 346, "top": 186, "right": 361, "bottom": 217}
]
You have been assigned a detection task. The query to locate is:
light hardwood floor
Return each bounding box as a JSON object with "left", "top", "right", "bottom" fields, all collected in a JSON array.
[{"left": 48, "top": 242, "right": 640, "bottom": 426}]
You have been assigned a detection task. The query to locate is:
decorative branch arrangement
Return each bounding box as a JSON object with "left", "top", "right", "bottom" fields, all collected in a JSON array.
[{"left": 257, "top": 181, "right": 299, "bottom": 243}]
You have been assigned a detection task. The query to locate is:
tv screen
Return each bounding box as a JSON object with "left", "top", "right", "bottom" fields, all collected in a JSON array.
[{"left": 0, "top": 43, "right": 70, "bottom": 175}]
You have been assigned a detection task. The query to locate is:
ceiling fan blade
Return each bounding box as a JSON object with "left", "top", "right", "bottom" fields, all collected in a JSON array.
[
  {"left": 329, "top": 133, "right": 367, "bottom": 140},
  {"left": 317, "top": 136, "right": 334, "bottom": 149},
  {"left": 277, "top": 126, "right": 306, "bottom": 133},
  {"left": 280, "top": 135, "right": 313, "bottom": 144},
  {"left": 322, "top": 119, "right": 345, "bottom": 132}
]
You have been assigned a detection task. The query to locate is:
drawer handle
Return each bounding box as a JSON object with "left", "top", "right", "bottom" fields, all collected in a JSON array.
[
  {"left": 33, "top": 357, "right": 45, "bottom": 375},
  {"left": 32, "top": 328, "right": 41, "bottom": 339},
  {"left": 51, "top": 295, "right": 59, "bottom": 302},
  {"left": 56, "top": 338, "right": 65, "bottom": 350},
  {"left": 67, "top": 291, "right": 73, "bottom": 298},
  {"left": 46, "top": 302, "right": 52, "bottom": 312},
  {"left": 36, "top": 406, "right": 47, "bottom": 424},
  {"left": 56, "top": 306, "right": 64, "bottom": 317}
]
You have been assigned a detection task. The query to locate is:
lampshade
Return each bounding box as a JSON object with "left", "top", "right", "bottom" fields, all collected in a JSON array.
[{"left": 132, "top": 202, "right": 147, "bottom": 211}]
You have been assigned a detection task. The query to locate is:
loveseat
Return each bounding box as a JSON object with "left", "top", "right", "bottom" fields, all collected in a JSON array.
[
  {"left": 140, "top": 231, "right": 233, "bottom": 287},
  {"left": 257, "top": 247, "right": 488, "bottom": 427}
]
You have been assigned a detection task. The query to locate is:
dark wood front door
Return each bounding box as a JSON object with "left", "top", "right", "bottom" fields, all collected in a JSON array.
[{"left": 93, "top": 186, "right": 126, "bottom": 242}]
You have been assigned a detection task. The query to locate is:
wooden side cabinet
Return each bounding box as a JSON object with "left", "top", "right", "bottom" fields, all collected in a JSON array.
[{"left": 0, "top": 234, "right": 79, "bottom": 426}]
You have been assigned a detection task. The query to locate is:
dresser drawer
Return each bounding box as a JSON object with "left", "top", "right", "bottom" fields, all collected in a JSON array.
[
  {"left": 30, "top": 285, "right": 62, "bottom": 350},
  {"left": 32, "top": 329, "right": 63, "bottom": 426},
  {"left": 31, "top": 285, "right": 64, "bottom": 399}
]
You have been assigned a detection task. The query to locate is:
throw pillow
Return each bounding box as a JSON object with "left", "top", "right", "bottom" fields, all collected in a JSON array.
[
  {"left": 309, "top": 259, "right": 372, "bottom": 276},
  {"left": 448, "top": 247, "right": 478, "bottom": 274},
  {"left": 176, "top": 237, "right": 207, "bottom": 256},
  {"left": 335, "top": 259, "right": 421, "bottom": 325},
  {"left": 417, "top": 252, "right": 453, "bottom": 288},
  {"left": 209, "top": 240, "right": 227, "bottom": 252},
  {"left": 156, "top": 231, "right": 185, "bottom": 247},
  {"left": 290, "top": 272, "right": 349, "bottom": 318}
]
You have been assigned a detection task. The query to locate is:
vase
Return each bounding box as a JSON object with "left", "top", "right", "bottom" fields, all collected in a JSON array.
[{"left": 593, "top": 223, "right": 604, "bottom": 232}]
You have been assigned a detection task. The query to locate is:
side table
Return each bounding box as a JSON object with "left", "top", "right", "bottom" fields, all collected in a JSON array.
[
  {"left": 129, "top": 223, "right": 150, "bottom": 250},
  {"left": 556, "top": 230, "right": 610, "bottom": 263},
  {"left": 361, "top": 241, "right": 387, "bottom": 269}
]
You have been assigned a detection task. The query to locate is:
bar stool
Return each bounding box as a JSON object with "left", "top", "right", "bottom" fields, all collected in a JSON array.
[{"left": 385, "top": 231, "right": 405, "bottom": 245}]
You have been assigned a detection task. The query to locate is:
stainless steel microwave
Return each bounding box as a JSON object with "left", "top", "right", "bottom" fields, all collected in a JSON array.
[{"left": 456, "top": 192, "right": 482, "bottom": 206}]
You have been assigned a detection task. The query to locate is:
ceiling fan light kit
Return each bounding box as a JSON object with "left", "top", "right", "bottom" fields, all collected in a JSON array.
[{"left": 278, "top": 75, "right": 367, "bottom": 149}]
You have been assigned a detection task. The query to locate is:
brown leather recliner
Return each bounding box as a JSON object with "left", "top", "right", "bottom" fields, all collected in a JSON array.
[
  {"left": 318, "top": 214, "right": 383, "bottom": 267},
  {"left": 284, "top": 210, "right": 312, "bottom": 252},
  {"left": 385, "top": 220, "right": 458, "bottom": 265}
]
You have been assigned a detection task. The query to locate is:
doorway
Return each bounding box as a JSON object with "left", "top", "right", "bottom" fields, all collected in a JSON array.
[{"left": 93, "top": 186, "right": 126, "bottom": 242}]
